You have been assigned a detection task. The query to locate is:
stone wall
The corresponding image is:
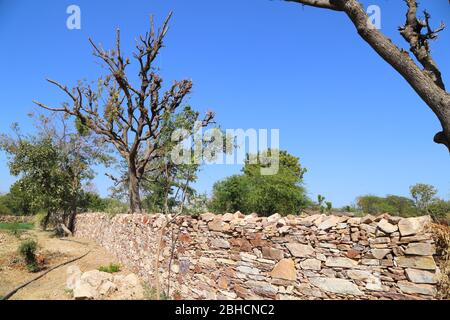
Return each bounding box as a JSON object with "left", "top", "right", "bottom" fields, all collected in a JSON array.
[
  {"left": 0, "top": 215, "right": 33, "bottom": 224},
  {"left": 73, "top": 212, "right": 441, "bottom": 300}
]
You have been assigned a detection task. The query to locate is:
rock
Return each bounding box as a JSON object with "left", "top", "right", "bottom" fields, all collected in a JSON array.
[
  {"left": 217, "top": 258, "right": 236, "bottom": 266},
  {"left": 309, "top": 277, "right": 363, "bottom": 296},
  {"left": 222, "top": 213, "right": 234, "bottom": 222},
  {"left": 395, "top": 256, "right": 437, "bottom": 271},
  {"left": 270, "top": 259, "right": 296, "bottom": 281},
  {"left": 199, "top": 257, "right": 217, "bottom": 268},
  {"left": 405, "top": 269, "right": 438, "bottom": 284},
  {"left": 73, "top": 283, "right": 96, "bottom": 300},
  {"left": 397, "top": 281, "right": 436, "bottom": 296},
  {"left": 365, "top": 277, "right": 384, "bottom": 292},
  {"left": 347, "top": 217, "right": 361, "bottom": 225},
  {"left": 347, "top": 270, "right": 374, "bottom": 281},
  {"left": 377, "top": 219, "right": 398, "bottom": 234},
  {"left": 80, "top": 270, "right": 112, "bottom": 289},
  {"left": 325, "top": 257, "right": 358, "bottom": 269},
  {"left": 262, "top": 247, "right": 284, "bottom": 260},
  {"left": 404, "top": 243, "right": 436, "bottom": 256},
  {"left": 246, "top": 280, "right": 278, "bottom": 298},
  {"left": 98, "top": 281, "right": 117, "bottom": 296},
  {"left": 371, "top": 249, "right": 391, "bottom": 259},
  {"left": 286, "top": 243, "right": 314, "bottom": 258},
  {"left": 267, "top": 213, "right": 281, "bottom": 224},
  {"left": 201, "top": 212, "right": 215, "bottom": 222},
  {"left": 208, "top": 219, "right": 225, "bottom": 232},
  {"left": 398, "top": 216, "right": 432, "bottom": 236},
  {"left": 300, "top": 259, "right": 322, "bottom": 271},
  {"left": 217, "top": 276, "right": 229, "bottom": 290},
  {"left": 317, "top": 216, "right": 340, "bottom": 230},
  {"left": 66, "top": 265, "right": 82, "bottom": 290},
  {"left": 237, "top": 266, "right": 260, "bottom": 275},
  {"left": 210, "top": 238, "right": 231, "bottom": 249},
  {"left": 361, "top": 214, "right": 375, "bottom": 224}
]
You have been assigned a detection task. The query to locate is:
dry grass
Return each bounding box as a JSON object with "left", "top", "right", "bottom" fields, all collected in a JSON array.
[{"left": 431, "top": 223, "right": 450, "bottom": 300}]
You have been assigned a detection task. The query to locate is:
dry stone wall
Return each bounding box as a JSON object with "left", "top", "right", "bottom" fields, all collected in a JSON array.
[
  {"left": 73, "top": 212, "right": 441, "bottom": 300},
  {"left": 0, "top": 215, "right": 33, "bottom": 223}
]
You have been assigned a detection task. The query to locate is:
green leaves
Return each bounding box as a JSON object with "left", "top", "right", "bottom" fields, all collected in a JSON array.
[{"left": 209, "top": 150, "right": 309, "bottom": 216}]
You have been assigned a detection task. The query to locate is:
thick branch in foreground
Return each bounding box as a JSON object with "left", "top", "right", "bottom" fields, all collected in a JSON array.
[{"left": 286, "top": 0, "right": 450, "bottom": 151}]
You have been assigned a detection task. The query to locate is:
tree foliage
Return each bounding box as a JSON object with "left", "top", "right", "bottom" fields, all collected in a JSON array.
[{"left": 209, "top": 150, "right": 309, "bottom": 216}]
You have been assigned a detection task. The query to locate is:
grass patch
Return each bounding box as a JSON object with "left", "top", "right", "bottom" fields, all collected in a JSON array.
[
  {"left": 432, "top": 223, "right": 450, "bottom": 300},
  {"left": 143, "top": 284, "right": 169, "bottom": 300},
  {"left": 18, "top": 238, "right": 39, "bottom": 272},
  {"left": 0, "top": 222, "right": 34, "bottom": 231},
  {"left": 98, "top": 263, "right": 121, "bottom": 273}
]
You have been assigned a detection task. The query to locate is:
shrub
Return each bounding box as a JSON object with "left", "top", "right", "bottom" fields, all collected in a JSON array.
[
  {"left": 18, "top": 239, "right": 39, "bottom": 272},
  {"left": 432, "top": 224, "right": 450, "bottom": 299},
  {"left": 98, "top": 263, "right": 121, "bottom": 273}
]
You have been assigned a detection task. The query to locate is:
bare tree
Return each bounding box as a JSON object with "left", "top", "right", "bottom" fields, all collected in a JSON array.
[
  {"left": 34, "top": 13, "right": 214, "bottom": 212},
  {"left": 286, "top": 0, "right": 449, "bottom": 151}
]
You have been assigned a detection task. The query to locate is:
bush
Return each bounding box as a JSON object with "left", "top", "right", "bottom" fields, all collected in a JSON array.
[
  {"left": 18, "top": 239, "right": 39, "bottom": 272},
  {"left": 98, "top": 263, "right": 121, "bottom": 273},
  {"left": 209, "top": 150, "right": 309, "bottom": 216}
]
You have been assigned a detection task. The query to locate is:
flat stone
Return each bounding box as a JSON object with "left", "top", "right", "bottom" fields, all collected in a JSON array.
[
  {"left": 347, "top": 217, "right": 361, "bottom": 225},
  {"left": 397, "top": 281, "right": 436, "bottom": 296},
  {"left": 377, "top": 219, "right": 398, "bottom": 234},
  {"left": 73, "top": 283, "right": 96, "bottom": 300},
  {"left": 236, "top": 265, "right": 260, "bottom": 275},
  {"left": 286, "top": 243, "right": 314, "bottom": 258},
  {"left": 262, "top": 247, "right": 284, "bottom": 260},
  {"left": 325, "top": 257, "right": 358, "bottom": 269},
  {"left": 222, "top": 213, "right": 234, "bottom": 222},
  {"left": 309, "top": 277, "right": 363, "bottom": 296},
  {"left": 201, "top": 212, "right": 216, "bottom": 222},
  {"left": 208, "top": 219, "right": 226, "bottom": 232},
  {"left": 66, "top": 265, "right": 82, "bottom": 290},
  {"left": 405, "top": 268, "right": 438, "bottom": 284},
  {"left": 371, "top": 249, "right": 391, "bottom": 259},
  {"left": 199, "top": 257, "right": 217, "bottom": 268},
  {"left": 317, "top": 216, "right": 340, "bottom": 230},
  {"left": 395, "top": 256, "right": 437, "bottom": 271},
  {"left": 347, "top": 270, "right": 374, "bottom": 282},
  {"left": 404, "top": 243, "right": 436, "bottom": 256},
  {"left": 267, "top": 213, "right": 281, "bottom": 224},
  {"left": 398, "top": 216, "right": 432, "bottom": 236},
  {"left": 361, "top": 214, "right": 375, "bottom": 224},
  {"left": 270, "top": 258, "right": 296, "bottom": 281},
  {"left": 300, "top": 259, "right": 322, "bottom": 271},
  {"left": 246, "top": 280, "right": 278, "bottom": 298},
  {"left": 210, "top": 238, "right": 231, "bottom": 249}
]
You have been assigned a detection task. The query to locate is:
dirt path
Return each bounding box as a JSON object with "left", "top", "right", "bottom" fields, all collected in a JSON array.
[{"left": 0, "top": 229, "right": 130, "bottom": 300}]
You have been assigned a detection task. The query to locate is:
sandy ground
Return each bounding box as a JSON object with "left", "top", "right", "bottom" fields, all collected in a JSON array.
[{"left": 0, "top": 229, "right": 130, "bottom": 300}]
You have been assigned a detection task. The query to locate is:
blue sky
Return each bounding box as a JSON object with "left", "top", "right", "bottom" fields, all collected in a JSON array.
[{"left": 0, "top": 0, "right": 449, "bottom": 207}]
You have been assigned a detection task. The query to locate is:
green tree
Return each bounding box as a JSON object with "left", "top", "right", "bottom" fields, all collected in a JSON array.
[
  {"left": 410, "top": 183, "right": 438, "bottom": 212},
  {"left": 209, "top": 150, "right": 309, "bottom": 216},
  {"left": 428, "top": 199, "right": 450, "bottom": 222},
  {"left": 0, "top": 114, "right": 108, "bottom": 229}
]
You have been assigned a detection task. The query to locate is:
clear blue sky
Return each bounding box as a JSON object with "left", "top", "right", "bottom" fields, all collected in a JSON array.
[{"left": 0, "top": 0, "right": 449, "bottom": 207}]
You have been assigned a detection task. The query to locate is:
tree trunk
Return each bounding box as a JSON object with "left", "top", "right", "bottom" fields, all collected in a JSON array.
[{"left": 128, "top": 165, "right": 142, "bottom": 213}]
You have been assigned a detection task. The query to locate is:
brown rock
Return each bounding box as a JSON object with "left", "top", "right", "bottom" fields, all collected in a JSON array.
[
  {"left": 262, "top": 247, "right": 284, "bottom": 260},
  {"left": 270, "top": 259, "right": 296, "bottom": 281},
  {"left": 217, "top": 276, "right": 229, "bottom": 290},
  {"left": 398, "top": 216, "right": 432, "bottom": 236},
  {"left": 404, "top": 243, "right": 436, "bottom": 256},
  {"left": 395, "top": 256, "right": 437, "bottom": 271},
  {"left": 286, "top": 243, "right": 314, "bottom": 258}
]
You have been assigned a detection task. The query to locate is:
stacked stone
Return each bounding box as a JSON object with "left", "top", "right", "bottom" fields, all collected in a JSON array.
[
  {"left": 74, "top": 211, "right": 440, "bottom": 300},
  {"left": 0, "top": 215, "right": 33, "bottom": 223}
]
